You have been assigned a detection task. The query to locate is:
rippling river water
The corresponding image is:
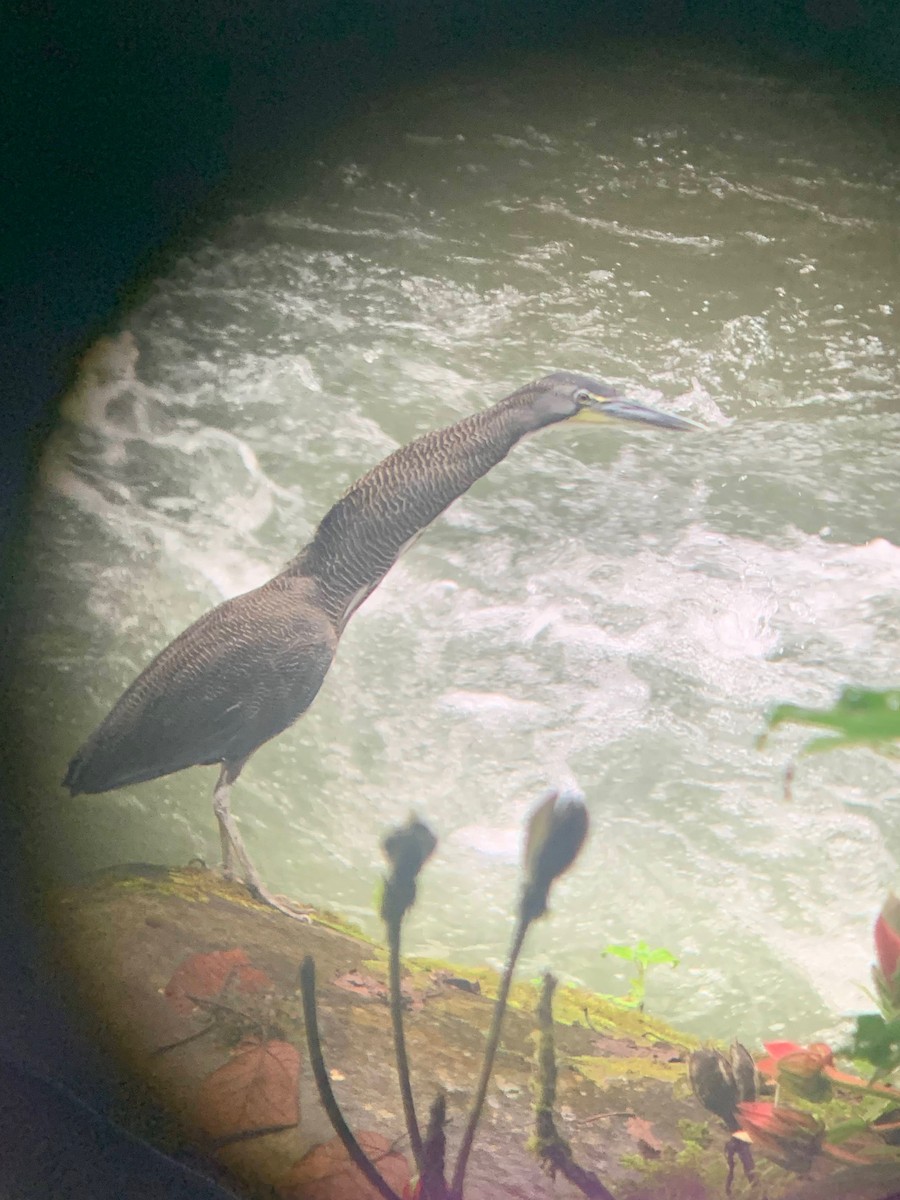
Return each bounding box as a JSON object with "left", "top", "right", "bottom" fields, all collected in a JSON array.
[{"left": 18, "top": 44, "right": 900, "bottom": 1044}]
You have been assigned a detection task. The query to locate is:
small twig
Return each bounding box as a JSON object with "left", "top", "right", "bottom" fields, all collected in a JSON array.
[
  {"left": 575, "top": 1111, "right": 636, "bottom": 1126},
  {"left": 209, "top": 1121, "right": 298, "bottom": 1150},
  {"left": 153, "top": 975, "right": 269, "bottom": 1056},
  {"left": 582, "top": 1006, "right": 598, "bottom": 1032},
  {"left": 532, "top": 974, "right": 618, "bottom": 1200},
  {"left": 449, "top": 913, "right": 530, "bottom": 1199},
  {"left": 299, "top": 956, "right": 404, "bottom": 1200},
  {"left": 183, "top": 992, "right": 268, "bottom": 1029},
  {"left": 185, "top": 995, "right": 250, "bottom": 1016},
  {"left": 152, "top": 1021, "right": 217, "bottom": 1056}
]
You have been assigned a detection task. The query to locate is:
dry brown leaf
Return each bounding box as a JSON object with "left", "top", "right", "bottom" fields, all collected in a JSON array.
[
  {"left": 279, "top": 1130, "right": 410, "bottom": 1200},
  {"left": 164, "top": 948, "right": 273, "bottom": 1014},
  {"left": 196, "top": 1038, "right": 299, "bottom": 1142},
  {"left": 627, "top": 1114, "right": 664, "bottom": 1157},
  {"left": 332, "top": 970, "right": 389, "bottom": 1002}
]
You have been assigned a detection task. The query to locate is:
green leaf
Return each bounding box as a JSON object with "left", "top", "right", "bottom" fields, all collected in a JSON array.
[
  {"left": 764, "top": 687, "right": 900, "bottom": 755},
  {"left": 643, "top": 949, "right": 679, "bottom": 967},
  {"left": 850, "top": 1013, "right": 900, "bottom": 1072},
  {"left": 825, "top": 1119, "right": 873, "bottom": 1144},
  {"left": 603, "top": 944, "right": 638, "bottom": 962}
]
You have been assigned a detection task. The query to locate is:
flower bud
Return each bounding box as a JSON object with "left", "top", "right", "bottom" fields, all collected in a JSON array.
[
  {"left": 874, "top": 893, "right": 900, "bottom": 1015},
  {"left": 380, "top": 816, "right": 437, "bottom": 926},
  {"left": 520, "top": 789, "right": 589, "bottom": 923},
  {"left": 773, "top": 1043, "right": 833, "bottom": 1102},
  {"left": 729, "top": 1041, "right": 759, "bottom": 1103},
  {"left": 689, "top": 1047, "right": 741, "bottom": 1130},
  {"left": 737, "top": 1101, "right": 824, "bottom": 1174}
]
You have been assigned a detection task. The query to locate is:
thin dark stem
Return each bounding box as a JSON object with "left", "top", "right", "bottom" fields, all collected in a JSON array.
[
  {"left": 735, "top": 1138, "right": 758, "bottom": 1186},
  {"left": 725, "top": 1136, "right": 761, "bottom": 1197},
  {"left": 421, "top": 1092, "right": 449, "bottom": 1200},
  {"left": 387, "top": 918, "right": 425, "bottom": 1179},
  {"left": 532, "top": 974, "right": 617, "bottom": 1200},
  {"left": 152, "top": 1022, "right": 217, "bottom": 1056},
  {"left": 449, "top": 914, "right": 530, "bottom": 1199},
  {"left": 299, "top": 956, "right": 404, "bottom": 1200}
]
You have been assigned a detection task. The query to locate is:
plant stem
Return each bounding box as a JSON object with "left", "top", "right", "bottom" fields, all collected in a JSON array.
[
  {"left": 725, "top": 1136, "right": 761, "bottom": 1197},
  {"left": 421, "top": 1092, "right": 449, "bottom": 1200},
  {"left": 387, "top": 917, "right": 426, "bottom": 1179},
  {"left": 299, "top": 956, "right": 404, "bottom": 1200},
  {"left": 532, "top": 974, "right": 618, "bottom": 1200},
  {"left": 449, "top": 913, "right": 530, "bottom": 1199}
]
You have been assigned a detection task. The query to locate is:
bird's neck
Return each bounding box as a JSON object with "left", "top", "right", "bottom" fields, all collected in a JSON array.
[{"left": 283, "top": 396, "right": 535, "bottom": 630}]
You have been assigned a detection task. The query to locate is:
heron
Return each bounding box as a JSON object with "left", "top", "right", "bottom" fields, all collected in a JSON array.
[{"left": 64, "top": 371, "right": 696, "bottom": 917}]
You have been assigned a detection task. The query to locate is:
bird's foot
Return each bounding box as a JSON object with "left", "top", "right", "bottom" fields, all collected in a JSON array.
[
  {"left": 245, "top": 882, "right": 313, "bottom": 923},
  {"left": 212, "top": 782, "right": 310, "bottom": 920}
]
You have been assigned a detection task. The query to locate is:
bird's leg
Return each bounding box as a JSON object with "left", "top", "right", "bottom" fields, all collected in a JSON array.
[
  {"left": 220, "top": 829, "right": 236, "bottom": 882},
  {"left": 211, "top": 764, "right": 311, "bottom": 922},
  {"left": 212, "top": 762, "right": 268, "bottom": 891},
  {"left": 213, "top": 766, "right": 238, "bottom": 881}
]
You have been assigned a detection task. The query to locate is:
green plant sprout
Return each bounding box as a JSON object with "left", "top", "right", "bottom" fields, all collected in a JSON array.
[{"left": 600, "top": 939, "right": 679, "bottom": 1011}]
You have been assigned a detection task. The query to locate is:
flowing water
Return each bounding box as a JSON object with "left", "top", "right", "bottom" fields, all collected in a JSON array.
[{"left": 17, "top": 43, "right": 900, "bottom": 1045}]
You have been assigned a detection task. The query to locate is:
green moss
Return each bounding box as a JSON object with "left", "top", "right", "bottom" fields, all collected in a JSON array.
[
  {"left": 620, "top": 1143, "right": 727, "bottom": 1196},
  {"left": 572, "top": 1054, "right": 686, "bottom": 1086},
  {"left": 404, "top": 957, "right": 693, "bottom": 1053},
  {"left": 559, "top": 983, "right": 695, "bottom": 1045},
  {"left": 407, "top": 955, "right": 499, "bottom": 990},
  {"left": 677, "top": 1119, "right": 711, "bottom": 1147},
  {"left": 72, "top": 865, "right": 379, "bottom": 933},
  {"left": 87, "top": 864, "right": 265, "bottom": 910},
  {"left": 311, "top": 909, "right": 372, "bottom": 939},
  {"left": 674, "top": 1139, "right": 707, "bottom": 1170},
  {"left": 360, "top": 954, "right": 389, "bottom": 980},
  {"left": 619, "top": 1164, "right": 716, "bottom": 1200},
  {"left": 619, "top": 1151, "right": 659, "bottom": 1175}
]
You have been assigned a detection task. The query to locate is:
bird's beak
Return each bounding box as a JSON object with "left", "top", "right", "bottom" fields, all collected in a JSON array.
[{"left": 574, "top": 394, "right": 700, "bottom": 431}]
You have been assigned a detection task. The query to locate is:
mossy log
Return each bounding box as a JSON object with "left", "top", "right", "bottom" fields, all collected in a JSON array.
[{"left": 30, "top": 864, "right": 900, "bottom": 1200}]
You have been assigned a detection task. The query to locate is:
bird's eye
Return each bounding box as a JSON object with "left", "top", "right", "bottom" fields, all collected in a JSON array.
[{"left": 574, "top": 389, "right": 592, "bottom": 405}]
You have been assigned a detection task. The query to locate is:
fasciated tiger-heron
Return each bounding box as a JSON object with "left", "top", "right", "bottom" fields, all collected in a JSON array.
[{"left": 64, "top": 371, "right": 695, "bottom": 917}]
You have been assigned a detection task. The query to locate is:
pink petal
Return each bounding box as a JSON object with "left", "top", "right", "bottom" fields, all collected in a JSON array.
[
  {"left": 762, "top": 1041, "right": 804, "bottom": 1060},
  {"left": 875, "top": 908, "right": 900, "bottom": 983}
]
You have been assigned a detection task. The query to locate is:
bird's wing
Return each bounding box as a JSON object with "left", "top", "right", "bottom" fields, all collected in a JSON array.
[{"left": 65, "top": 579, "right": 337, "bottom": 793}]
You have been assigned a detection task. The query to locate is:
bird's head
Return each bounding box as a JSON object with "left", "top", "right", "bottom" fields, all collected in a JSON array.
[{"left": 524, "top": 370, "right": 698, "bottom": 433}]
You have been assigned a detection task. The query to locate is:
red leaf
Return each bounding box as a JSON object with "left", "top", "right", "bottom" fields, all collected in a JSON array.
[
  {"left": 757, "top": 1041, "right": 805, "bottom": 1076},
  {"left": 279, "top": 1131, "right": 411, "bottom": 1200},
  {"left": 196, "top": 1039, "right": 299, "bottom": 1142},
  {"left": 737, "top": 1100, "right": 824, "bottom": 1173},
  {"left": 164, "top": 948, "right": 273, "bottom": 1015},
  {"left": 762, "top": 1040, "right": 805, "bottom": 1058}
]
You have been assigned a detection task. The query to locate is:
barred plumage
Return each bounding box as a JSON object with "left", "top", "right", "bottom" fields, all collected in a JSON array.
[{"left": 64, "top": 370, "right": 693, "bottom": 915}]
